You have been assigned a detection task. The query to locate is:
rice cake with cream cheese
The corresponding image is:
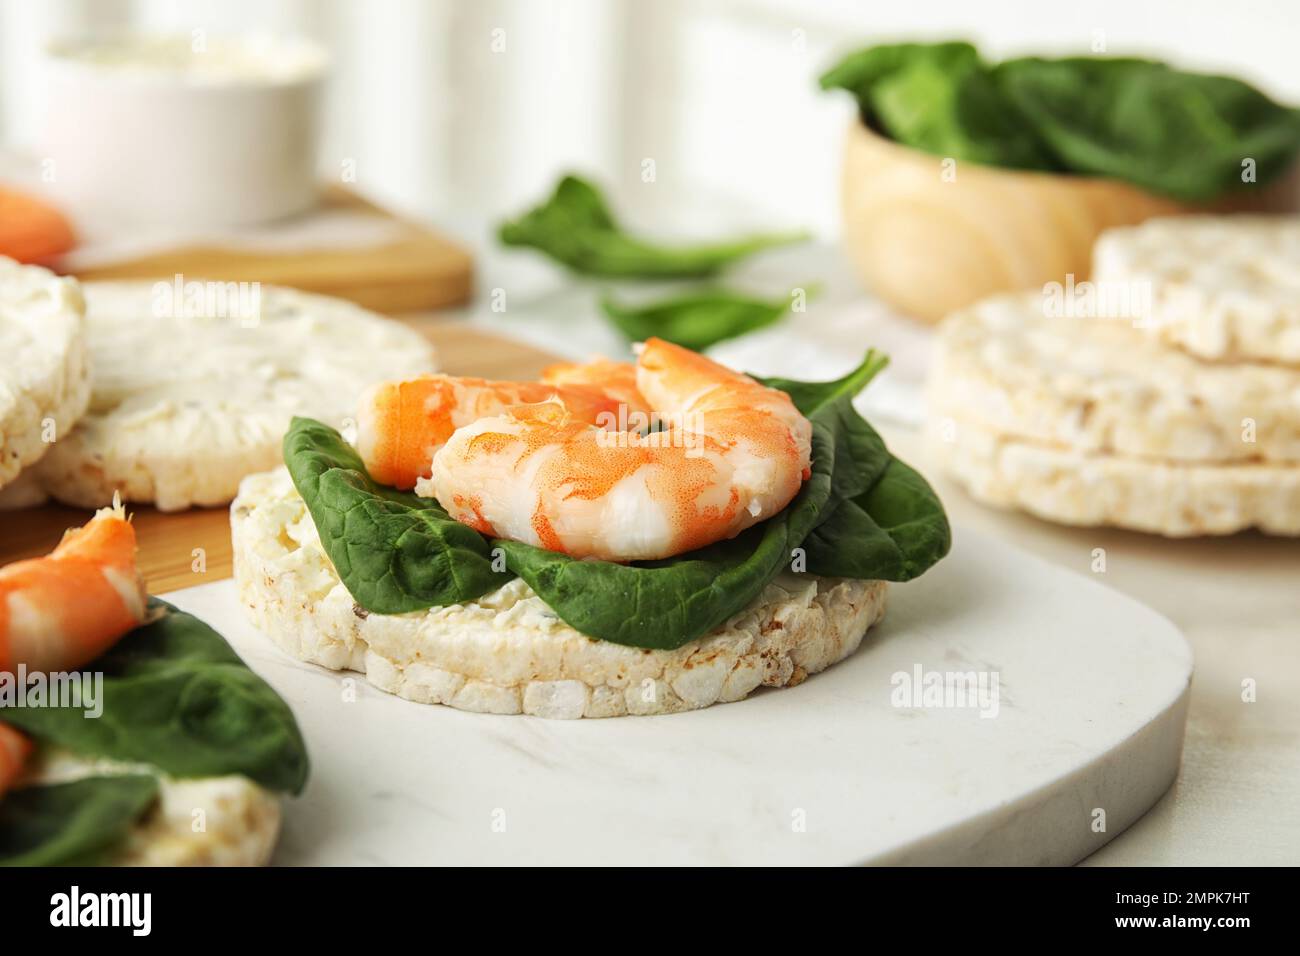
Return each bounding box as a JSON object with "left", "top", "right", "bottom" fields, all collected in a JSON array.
[
  {"left": 231, "top": 467, "right": 888, "bottom": 719},
  {"left": 34, "top": 281, "right": 436, "bottom": 511},
  {"left": 20, "top": 748, "right": 280, "bottom": 867}
]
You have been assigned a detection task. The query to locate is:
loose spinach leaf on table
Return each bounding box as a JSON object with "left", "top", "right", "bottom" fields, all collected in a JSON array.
[
  {"left": 599, "top": 285, "right": 816, "bottom": 351},
  {"left": 820, "top": 41, "right": 1300, "bottom": 201},
  {"left": 1, "top": 601, "right": 309, "bottom": 794},
  {"left": 499, "top": 175, "right": 807, "bottom": 278},
  {"left": 0, "top": 774, "right": 158, "bottom": 867},
  {"left": 285, "top": 351, "right": 950, "bottom": 650}
]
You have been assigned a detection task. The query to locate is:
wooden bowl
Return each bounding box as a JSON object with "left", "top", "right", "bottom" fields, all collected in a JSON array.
[{"left": 840, "top": 121, "right": 1300, "bottom": 323}]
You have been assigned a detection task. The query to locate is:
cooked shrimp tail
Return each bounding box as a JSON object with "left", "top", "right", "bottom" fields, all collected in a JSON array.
[
  {"left": 0, "top": 495, "right": 147, "bottom": 675},
  {"left": 0, "top": 723, "right": 31, "bottom": 798}
]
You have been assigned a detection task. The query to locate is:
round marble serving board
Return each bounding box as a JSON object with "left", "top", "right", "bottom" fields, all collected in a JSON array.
[{"left": 166, "top": 523, "right": 1192, "bottom": 866}]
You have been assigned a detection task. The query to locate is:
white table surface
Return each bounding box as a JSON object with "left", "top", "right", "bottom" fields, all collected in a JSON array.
[
  {"left": 427, "top": 236, "right": 1300, "bottom": 866},
  {"left": 888, "top": 430, "right": 1300, "bottom": 866}
]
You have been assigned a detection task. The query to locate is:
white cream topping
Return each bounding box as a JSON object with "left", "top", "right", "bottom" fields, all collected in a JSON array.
[{"left": 47, "top": 33, "right": 326, "bottom": 85}]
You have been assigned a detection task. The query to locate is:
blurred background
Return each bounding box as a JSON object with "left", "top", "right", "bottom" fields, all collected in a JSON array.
[{"left": 4, "top": 0, "right": 1299, "bottom": 232}]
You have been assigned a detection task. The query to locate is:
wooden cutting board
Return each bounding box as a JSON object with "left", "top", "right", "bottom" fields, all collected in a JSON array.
[
  {"left": 68, "top": 187, "right": 474, "bottom": 315},
  {"left": 0, "top": 323, "right": 557, "bottom": 594}
]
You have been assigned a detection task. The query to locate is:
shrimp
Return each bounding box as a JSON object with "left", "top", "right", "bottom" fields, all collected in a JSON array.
[
  {"left": 356, "top": 373, "right": 650, "bottom": 490},
  {"left": 0, "top": 498, "right": 147, "bottom": 675},
  {"left": 0, "top": 498, "right": 146, "bottom": 797},
  {"left": 0, "top": 723, "right": 31, "bottom": 799},
  {"left": 0, "top": 186, "right": 76, "bottom": 263},
  {"left": 541, "top": 357, "right": 646, "bottom": 415},
  {"left": 421, "top": 337, "right": 813, "bottom": 561}
]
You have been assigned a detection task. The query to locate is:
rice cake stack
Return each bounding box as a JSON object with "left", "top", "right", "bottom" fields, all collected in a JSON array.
[
  {"left": 926, "top": 216, "right": 1300, "bottom": 536},
  {"left": 0, "top": 259, "right": 90, "bottom": 509}
]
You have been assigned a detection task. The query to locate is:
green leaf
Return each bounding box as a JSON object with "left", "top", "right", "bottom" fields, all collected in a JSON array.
[
  {"left": 994, "top": 56, "right": 1300, "bottom": 201},
  {"left": 498, "top": 175, "right": 807, "bottom": 278},
  {"left": 874, "top": 56, "right": 1061, "bottom": 170},
  {"left": 821, "top": 41, "right": 1058, "bottom": 170},
  {"left": 284, "top": 417, "right": 503, "bottom": 614},
  {"left": 1, "top": 601, "right": 309, "bottom": 794},
  {"left": 600, "top": 285, "right": 817, "bottom": 351},
  {"left": 803, "top": 457, "right": 951, "bottom": 582},
  {"left": 821, "top": 42, "right": 1300, "bottom": 201},
  {"left": 0, "top": 774, "right": 159, "bottom": 867},
  {"left": 820, "top": 41, "right": 982, "bottom": 103},
  {"left": 756, "top": 350, "right": 889, "bottom": 431},
  {"left": 285, "top": 352, "right": 950, "bottom": 649}
]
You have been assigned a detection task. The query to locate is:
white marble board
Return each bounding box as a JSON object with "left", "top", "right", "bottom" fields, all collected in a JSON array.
[{"left": 167, "top": 526, "right": 1193, "bottom": 865}]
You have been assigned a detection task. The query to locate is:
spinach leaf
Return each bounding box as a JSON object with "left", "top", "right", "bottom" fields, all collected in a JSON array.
[
  {"left": 821, "top": 41, "right": 1300, "bottom": 201},
  {"left": 284, "top": 417, "right": 502, "bottom": 613},
  {"left": 821, "top": 41, "right": 1057, "bottom": 170},
  {"left": 285, "top": 351, "right": 949, "bottom": 649},
  {"left": 803, "top": 457, "right": 952, "bottom": 581},
  {"left": 499, "top": 175, "right": 806, "bottom": 278},
  {"left": 1, "top": 601, "right": 309, "bottom": 794},
  {"left": 285, "top": 408, "right": 828, "bottom": 648},
  {"left": 0, "top": 774, "right": 158, "bottom": 867},
  {"left": 756, "top": 350, "right": 889, "bottom": 452},
  {"left": 995, "top": 56, "right": 1300, "bottom": 201},
  {"left": 820, "top": 41, "right": 982, "bottom": 105},
  {"left": 873, "top": 58, "right": 1060, "bottom": 170},
  {"left": 600, "top": 285, "right": 816, "bottom": 351}
]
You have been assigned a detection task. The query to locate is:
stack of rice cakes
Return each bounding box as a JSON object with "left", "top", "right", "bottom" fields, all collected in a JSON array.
[{"left": 927, "top": 216, "right": 1300, "bottom": 536}]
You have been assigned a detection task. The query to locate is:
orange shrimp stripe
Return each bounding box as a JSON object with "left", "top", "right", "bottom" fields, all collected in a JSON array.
[
  {"left": 0, "top": 723, "right": 32, "bottom": 783},
  {"left": 0, "top": 510, "right": 144, "bottom": 675},
  {"left": 359, "top": 374, "right": 643, "bottom": 491}
]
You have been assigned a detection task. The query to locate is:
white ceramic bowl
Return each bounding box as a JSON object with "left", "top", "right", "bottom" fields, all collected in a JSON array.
[{"left": 40, "top": 33, "right": 328, "bottom": 227}]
